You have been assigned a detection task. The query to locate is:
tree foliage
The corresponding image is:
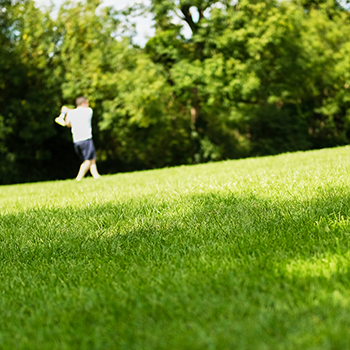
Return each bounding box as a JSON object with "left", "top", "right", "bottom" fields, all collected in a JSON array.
[{"left": 1, "top": 0, "right": 350, "bottom": 183}]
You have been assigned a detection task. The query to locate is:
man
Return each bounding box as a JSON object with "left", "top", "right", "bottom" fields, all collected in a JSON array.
[{"left": 61, "top": 97, "right": 101, "bottom": 181}]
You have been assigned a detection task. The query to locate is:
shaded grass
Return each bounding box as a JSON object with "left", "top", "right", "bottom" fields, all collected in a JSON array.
[{"left": 1, "top": 147, "right": 350, "bottom": 349}]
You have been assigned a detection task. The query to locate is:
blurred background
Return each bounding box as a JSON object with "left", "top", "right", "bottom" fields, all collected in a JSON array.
[{"left": 1, "top": 0, "right": 350, "bottom": 184}]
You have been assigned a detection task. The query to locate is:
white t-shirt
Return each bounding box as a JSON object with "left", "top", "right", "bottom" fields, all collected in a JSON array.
[{"left": 66, "top": 107, "right": 93, "bottom": 143}]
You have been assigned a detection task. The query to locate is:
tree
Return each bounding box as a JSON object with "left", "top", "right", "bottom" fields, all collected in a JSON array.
[
  {"left": 1, "top": 0, "right": 350, "bottom": 184},
  {"left": 0, "top": 0, "right": 67, "bottom": 183},
  {"left": 145, "top": 0, "right": 350, "bottom": 158}
]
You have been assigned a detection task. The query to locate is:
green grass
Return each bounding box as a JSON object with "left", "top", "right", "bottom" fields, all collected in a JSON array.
[{"left": 1, "top": 146, "right": 350, "bottom": 349}]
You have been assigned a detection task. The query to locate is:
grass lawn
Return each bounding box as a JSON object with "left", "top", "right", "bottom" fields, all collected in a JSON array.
[{"left": 1, "top": 146, "right": 350, "bottom": 349}]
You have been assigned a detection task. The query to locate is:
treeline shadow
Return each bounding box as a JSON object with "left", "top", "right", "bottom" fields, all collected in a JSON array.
[{"left": 1, "top": 189, "right": 350, "bottom": 264}]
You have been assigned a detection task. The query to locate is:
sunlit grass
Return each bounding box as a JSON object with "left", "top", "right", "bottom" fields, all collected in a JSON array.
[{"left": 1, "top": 146, "right": 350, "bottom": 349}]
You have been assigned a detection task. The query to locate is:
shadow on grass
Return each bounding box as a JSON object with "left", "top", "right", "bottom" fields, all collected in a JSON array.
[
  {"left": 1, "top": 190, "right": 350, "bottom": 349},
  {"left": 1, "top": 189, "right": 350, "bottom": 261}
]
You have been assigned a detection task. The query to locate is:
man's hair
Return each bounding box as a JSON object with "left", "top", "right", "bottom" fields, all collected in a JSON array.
[{"left": 76, "top": 96, "right": 88, "bottom": 107}]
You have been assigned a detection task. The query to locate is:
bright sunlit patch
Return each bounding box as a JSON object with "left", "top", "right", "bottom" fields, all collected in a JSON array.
[{"left": 285, "top": 253, "right": 350, "bottom": 279}]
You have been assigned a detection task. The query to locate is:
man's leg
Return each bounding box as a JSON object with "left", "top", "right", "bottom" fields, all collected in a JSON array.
[
  {"left": 76, "top": 160, "right": 92, "bottom": 181},
  {"left": 89, "top": 159, "right": 101, "bottom": 179}
]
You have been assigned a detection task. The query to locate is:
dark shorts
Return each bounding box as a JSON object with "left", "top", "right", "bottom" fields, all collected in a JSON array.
[{"left": 74, "top": 139, "right": 96, "bottom": 162}]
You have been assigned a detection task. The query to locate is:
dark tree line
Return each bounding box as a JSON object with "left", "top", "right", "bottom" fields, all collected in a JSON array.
[{"left": 1, "top": 0, "right": 350, "bottom": 184}]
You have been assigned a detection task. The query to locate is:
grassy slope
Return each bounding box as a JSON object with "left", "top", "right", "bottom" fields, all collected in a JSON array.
[{"left": 1, "top": 146, "right": 350, "bottom": 349}]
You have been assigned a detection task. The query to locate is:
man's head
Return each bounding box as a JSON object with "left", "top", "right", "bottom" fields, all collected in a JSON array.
[{"left": 76, "top": 96, "right": 89, "bottom": 107}]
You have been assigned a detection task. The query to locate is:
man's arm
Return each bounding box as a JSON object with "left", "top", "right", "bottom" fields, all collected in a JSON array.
[{"left": 61, "top": 106, "right": 73, "bottom": 127}]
